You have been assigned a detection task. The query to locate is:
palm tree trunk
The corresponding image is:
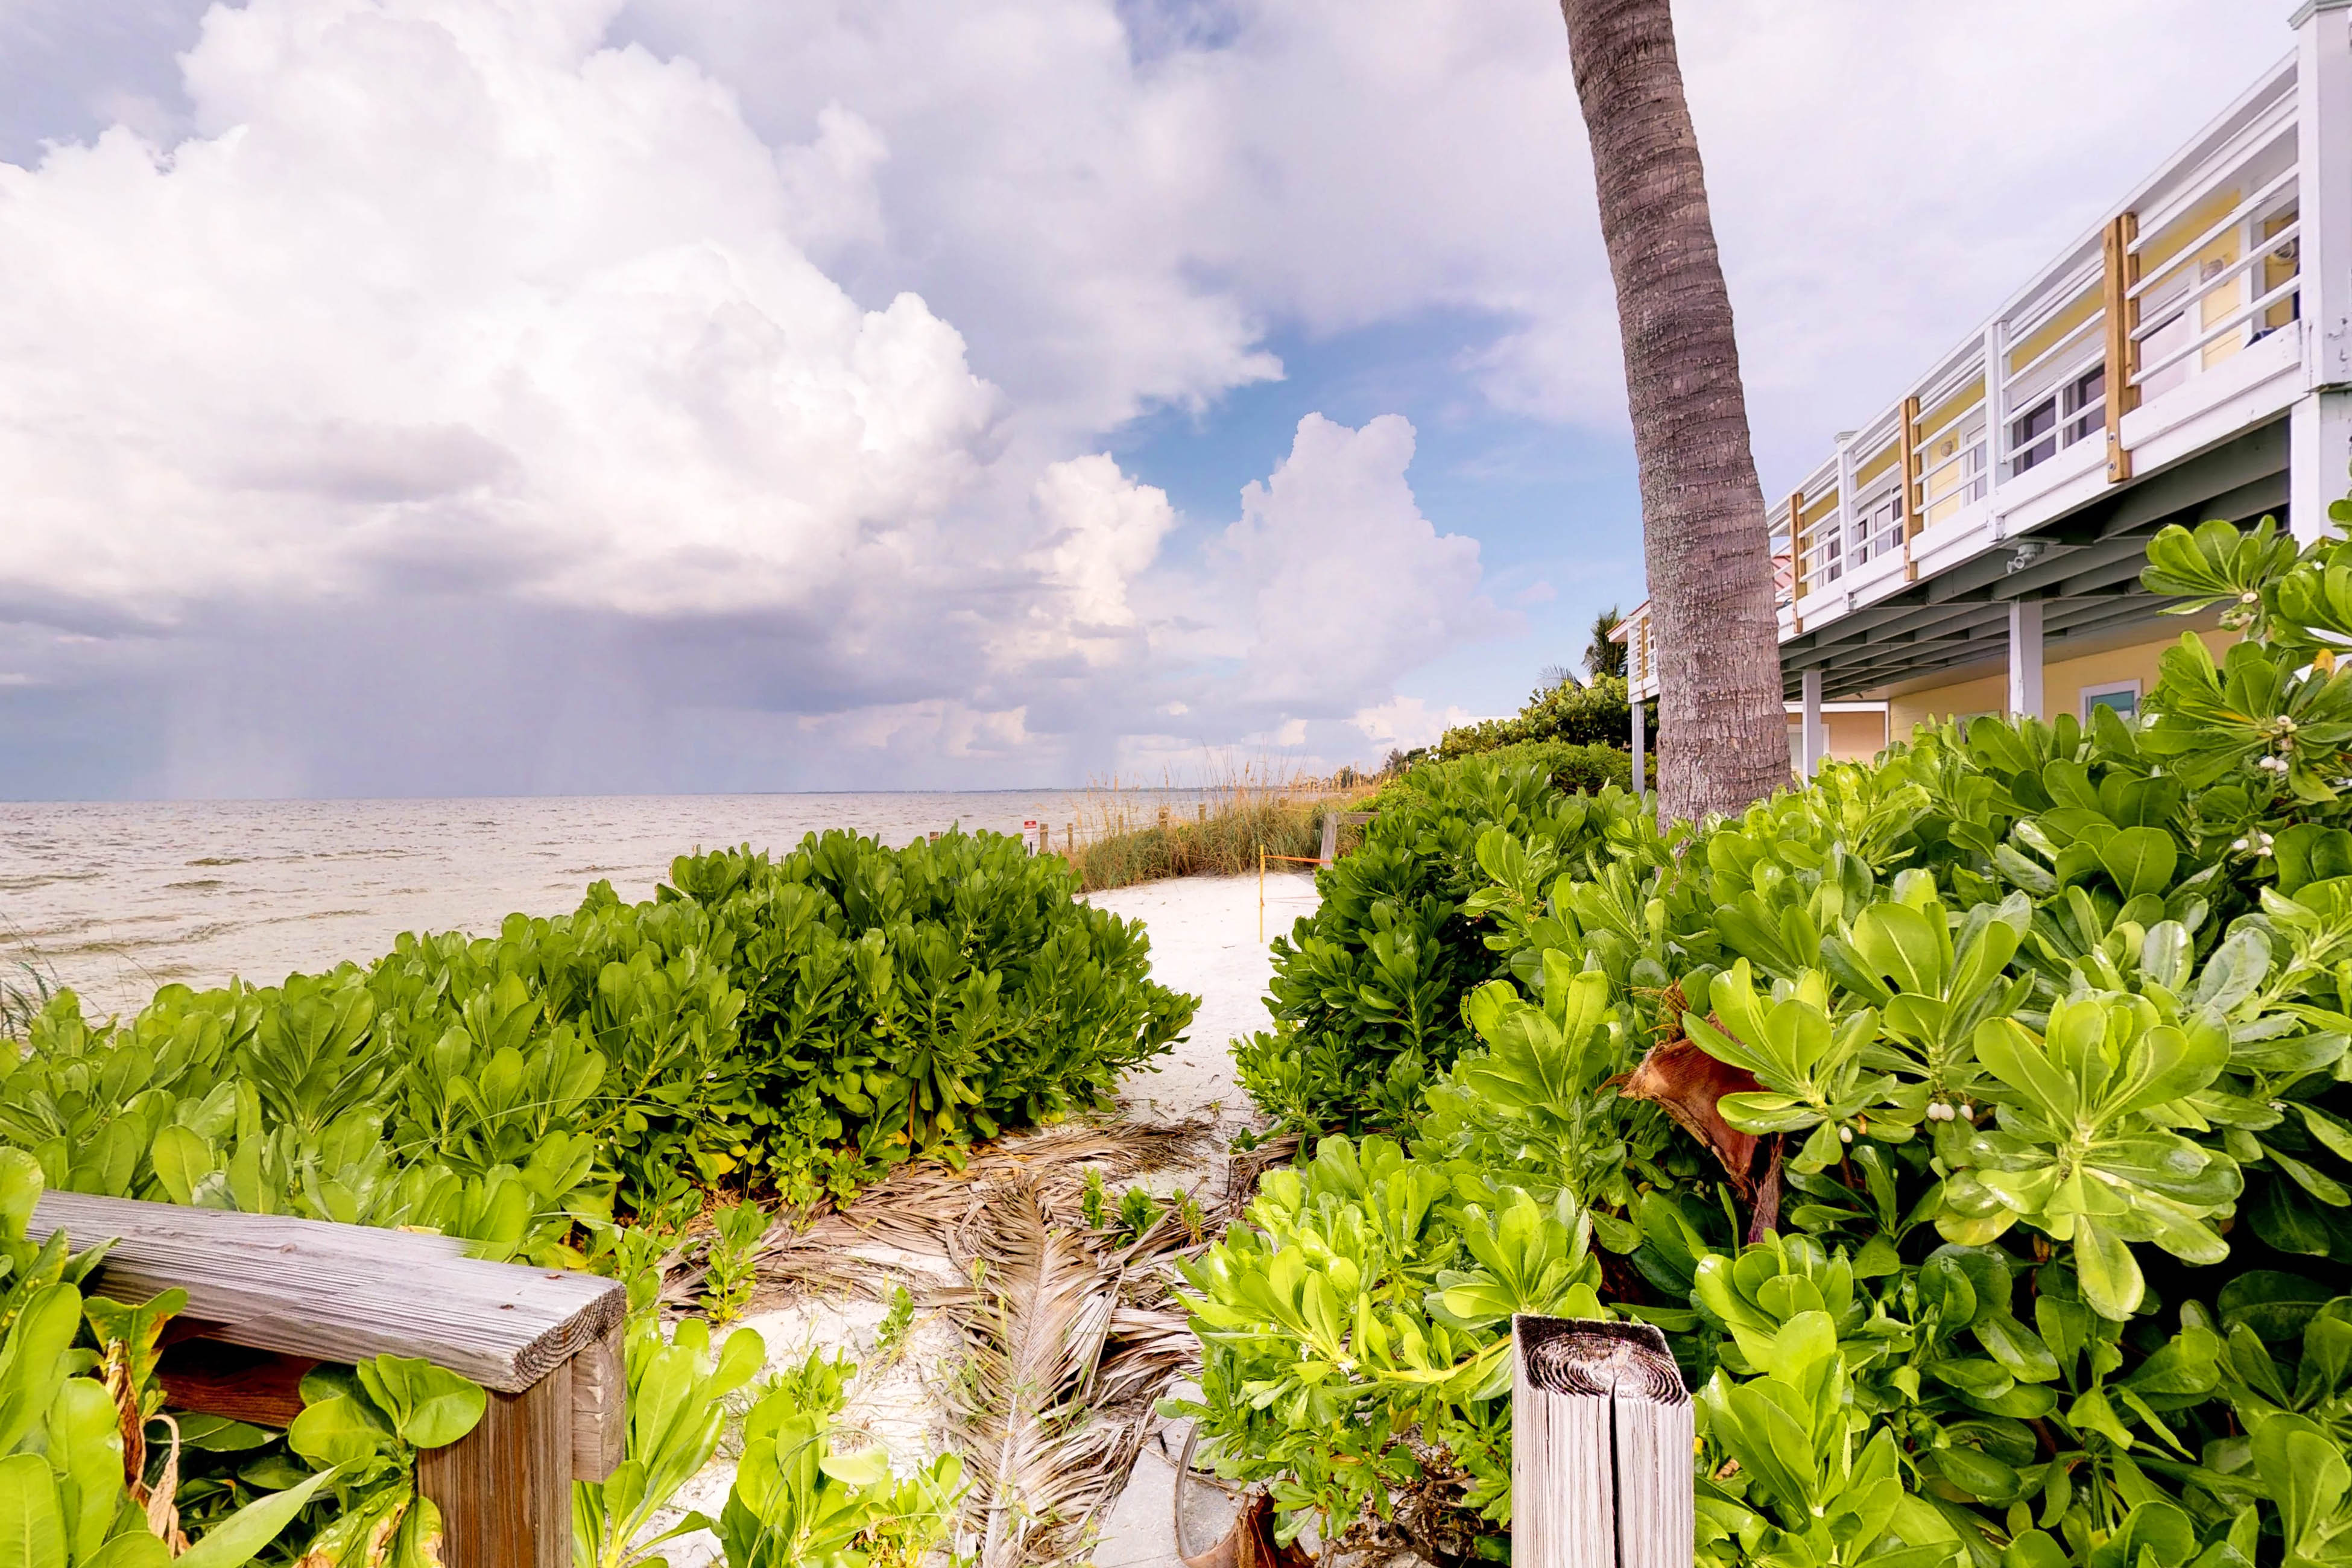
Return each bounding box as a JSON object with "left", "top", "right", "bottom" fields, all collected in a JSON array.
[{"left": 1559, "top": 0, "right": 1789, "bottom": 821}]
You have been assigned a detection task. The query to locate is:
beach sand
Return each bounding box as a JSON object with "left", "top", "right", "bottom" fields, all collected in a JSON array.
[{"left": 652, "top": 871, "right": 1320, "bottom": 1568}]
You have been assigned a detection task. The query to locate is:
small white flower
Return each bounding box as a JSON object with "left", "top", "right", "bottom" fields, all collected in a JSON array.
[
  {"left": 1839, "top": 1125, "right": 1854, "bottom": 1145},
  {"left": 2243, "top": 590, "right": 2262, "bottom": 604},
  {"left": 1959, "top": 1104, "right": 1976, "bottom": 1121},
  {"left": 2233, "top": 838, "right": 2250, "bottom": 852}
]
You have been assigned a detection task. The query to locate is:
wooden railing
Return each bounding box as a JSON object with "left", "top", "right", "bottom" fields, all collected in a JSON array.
[{"left": 34, "top": 1191, "right": 627, "bottom": 1568}]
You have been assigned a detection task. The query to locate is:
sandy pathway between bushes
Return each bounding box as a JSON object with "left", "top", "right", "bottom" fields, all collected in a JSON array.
[{"left": 654, "top": 872, "right": 1320, "bottom": 1568}]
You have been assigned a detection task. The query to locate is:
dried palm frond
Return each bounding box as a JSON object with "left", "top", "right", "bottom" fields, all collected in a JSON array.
[
  {"left": 751, "top": 1116, "right": 1219, "bottom": 1302},
  {"left": 1215, "top": 1133, "right": 1300, "bottom": 1226},
  {"left": 932, "top": 1177, "right": 1203, "bottom": 1567}
]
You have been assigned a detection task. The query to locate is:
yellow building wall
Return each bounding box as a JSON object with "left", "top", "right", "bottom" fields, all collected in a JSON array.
[
  {"left": 1883, "top": 626, "right": 2236, "bottom": 742},
  {"left": 1783, "top": 709, "right": 1891, "bottom": 763}
]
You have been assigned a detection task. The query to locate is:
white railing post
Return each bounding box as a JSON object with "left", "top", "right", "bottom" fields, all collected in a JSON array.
[
  {"left": 1835, "top": 434, "right": 1858, "bottom": 569},
  {"left": 1984, "top": 319, "right": 2008, "bottom": 497},
  {"left": 2295, "top": 0, "right": 2352, "bottom": 540}
]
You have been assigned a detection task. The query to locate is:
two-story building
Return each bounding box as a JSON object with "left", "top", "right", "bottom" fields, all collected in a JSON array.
[{"left": 1617, "top": 1, "right": 2352, "bottom": 784}]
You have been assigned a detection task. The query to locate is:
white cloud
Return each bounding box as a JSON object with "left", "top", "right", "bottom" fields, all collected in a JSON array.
[
  {"left": 1028, "top": 455, "right": 1176, "bottom": 635},
  {"left": 0, "top": 0, "right": 998, "bottom": 624},
  {"left": 1349, "top": 694, "right": 1469, "bottom": 751},
  {"left": 1198, "top": 413, "right": 1490, "bottom": 710}
]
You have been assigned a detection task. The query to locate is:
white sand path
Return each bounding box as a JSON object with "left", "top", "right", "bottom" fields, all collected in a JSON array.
[{"left": 654, "top": 871, "right": 1319, "bottom": 1568}]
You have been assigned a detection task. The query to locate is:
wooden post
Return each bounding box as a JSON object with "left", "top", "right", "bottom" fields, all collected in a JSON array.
[
  {"left": 34, "top": 1192, "right": 625, "bottom": 1568},
  {"left": 421, "top": 1374, "right": 572, "bottom": 1568},
  {"left": 1900, "top": 396, "right": 1924, "bottom": 582},
  {"left": 1786, "top": 490, "right": 1806, "bottom": 607},
  {"left": 2104, "top": 211, "right": 2141, "bottom": 482},
  {"left": 1512, "top": 1317, "right": 1692, "bottom": 1568},
  {"left": 1317, "top": 811, "right": 1340, "bottom": 867}
]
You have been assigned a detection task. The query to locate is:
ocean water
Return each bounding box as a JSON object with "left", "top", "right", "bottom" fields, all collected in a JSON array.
[{"left": 1, "top": 792, "right": 1199, "bottom": 1019}]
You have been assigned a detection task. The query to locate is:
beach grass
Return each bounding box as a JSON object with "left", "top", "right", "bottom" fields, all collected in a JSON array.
[
  {"left": 1, "top": 954, "right": 58, "bottom": 1042},
  {"left": 1057, "top": 765, "right": 1379, "bottom": 893}
]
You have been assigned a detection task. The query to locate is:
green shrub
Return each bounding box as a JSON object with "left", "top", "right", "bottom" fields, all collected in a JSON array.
[
  {"left": 1189, "top": 516, "right": 2352, "bottom": 1565},
  {"left": 1234, "top": 753, "right": 1654, "bottom": 1134},
  {"left": 1435, "top": 674, "right": 1655, "bottom": 759},
  {"left": 2, "top": 828, "right": 1195, "bottom": 1232}
]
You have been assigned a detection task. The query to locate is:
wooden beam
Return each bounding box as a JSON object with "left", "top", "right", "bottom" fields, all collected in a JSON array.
[
  {"left": 2104, "top": 212, "right": 2140, "bottom": 483},
  {"left": 419, "top": 1371, "right": 572, "bottom": 1568},
  {"left": 33, "top": 1192, "right": 623, "bottom": 1393},
  {"left": 157, "top": 1339, "right": 315, "bottom": 1429}
]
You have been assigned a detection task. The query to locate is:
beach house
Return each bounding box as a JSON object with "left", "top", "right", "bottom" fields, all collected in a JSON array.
[{"left": 1618, "top": 2, "right": 2352, "bottom": 782}]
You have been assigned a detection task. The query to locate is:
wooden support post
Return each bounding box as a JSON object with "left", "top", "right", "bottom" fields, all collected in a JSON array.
[
  {"left": 1900, "top": 395, "right": 1925, "bottom": 582},
  {"left": 1512, "top": 1318, "right": 1692, "bottom": 1568},
  {"left": 1786, "top": 490, "right": 1807, "bottom": 612},
  {"left": 2104, "top": 211, "right": 2141, "bottom": 483},
  {"left": 420, "top": 1371, "right": 572, "bottom": 1568},
  {"left": 1317, "top": 810, "right": 1341, "bottom": 867}
]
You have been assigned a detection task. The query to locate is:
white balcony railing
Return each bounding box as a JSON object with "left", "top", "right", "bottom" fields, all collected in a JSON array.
[{"left": 1630, "top": 45, "right": 2312, "bottom": 701}]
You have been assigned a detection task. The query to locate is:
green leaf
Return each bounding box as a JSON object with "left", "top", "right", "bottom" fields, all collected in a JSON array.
[
  {"left": 173, "top": 1467, "right": 338, "bottom": 1568},
  {"left": 0, "top": 1452, "right": 65, "bottom": 1568},
  {"left": 2072, "top": 1218, "right": 2144, "bottom": 1321},
  {"left": 355, "top": 1356, "right": 485, "bottom": 1450},
  {"left": 2099, "top": 827, "right": 2179, "bottom": 902}
]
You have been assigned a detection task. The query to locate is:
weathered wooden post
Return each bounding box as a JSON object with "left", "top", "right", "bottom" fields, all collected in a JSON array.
[
  {"left": 34, "top": 1191, "right": 626, "bottom": 1568},
  {"left": 1511, "top": 1317, "right": 1692, "bottom": 1568}
]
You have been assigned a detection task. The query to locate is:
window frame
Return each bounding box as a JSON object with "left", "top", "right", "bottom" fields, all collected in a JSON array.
[{"left": 2080, "top": 678, "right": 2142, "bottom": 723}]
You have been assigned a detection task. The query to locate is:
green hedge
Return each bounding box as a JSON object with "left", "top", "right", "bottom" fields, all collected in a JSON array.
[
  {"left": 1234, "top": 752, "right": 1650, "bottom": 1133},
  {"left": 1, "top": 828, "right": 1197, "bottom": 1253},
  {"left": 1184, "top": 517, "right": 2352, "bottom": 1566},
  {"left": 1435, "top": 674, "right": 1655, "bottom": 758}
]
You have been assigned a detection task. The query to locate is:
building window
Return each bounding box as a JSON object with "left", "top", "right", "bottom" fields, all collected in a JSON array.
[{"left": 2082, "top": 680, "right": 2141, "bottom": 724}]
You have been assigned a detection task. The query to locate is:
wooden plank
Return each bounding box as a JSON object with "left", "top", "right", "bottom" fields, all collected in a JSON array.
[
  {"left": 2104, "top": 212, "right": 2141, "bottom": 484},
  {"left": 419, "top": 1371, "right": 571, "bottom": 1568},
  {"left": 570, "top": 1326, "right": 627, "bottom": 1482},
  {"left": 34, "top": 1192, "right": 624, "bottom": 1393},
  {"left": 157, "top": 1339, "right": 315, "bottom": 1429},
  {"left": 1512, "top": 1316, "right": 1692, "bottom": 1568},
  {"left": 1787, "top": 490, "right": 1807, "bottom": 604},
  {"left": 1900, "top": 396, "right": 1924, "bottom": 540}
]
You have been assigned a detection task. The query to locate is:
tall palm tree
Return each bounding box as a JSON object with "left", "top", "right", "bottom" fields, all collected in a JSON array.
[
  {"left": 1585, "top": 605, "right": 1626, "bottom": 680},
  {"left": 1558, "top": 0, "right": 1788, "bottom": 821}
]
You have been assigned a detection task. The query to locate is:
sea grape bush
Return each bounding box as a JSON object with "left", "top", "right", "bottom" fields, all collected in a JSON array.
[
  {"left": 1233, "top": 756, "right": 1652, "bottom": 1133},
  {"left": 1184, "top": 516, "right": 2352, "bottom": 1566},
  {"left": 1, "top": 828, "right": 1194, "bottom": 1233}
]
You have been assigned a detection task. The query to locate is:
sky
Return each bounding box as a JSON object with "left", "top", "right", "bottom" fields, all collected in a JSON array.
[{"left": 0, "top": 0, "right": 2299, "bottom": 798}]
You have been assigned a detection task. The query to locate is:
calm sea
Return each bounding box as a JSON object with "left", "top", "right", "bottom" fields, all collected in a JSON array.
[{"left": 1, "top": 793, "right": 1197, "bottom": 1019}]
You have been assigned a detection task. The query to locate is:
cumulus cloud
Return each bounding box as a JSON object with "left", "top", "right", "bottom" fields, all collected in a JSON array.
[
  {"left": 1349, "top": 694, "right": 1470, "bottom": 751},
  {"left": 1, "top": 0, "right": 1010, "bottom": 628},
  {"left": 1197, "top": 414, "right": 1488, "bottom": 712}
]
